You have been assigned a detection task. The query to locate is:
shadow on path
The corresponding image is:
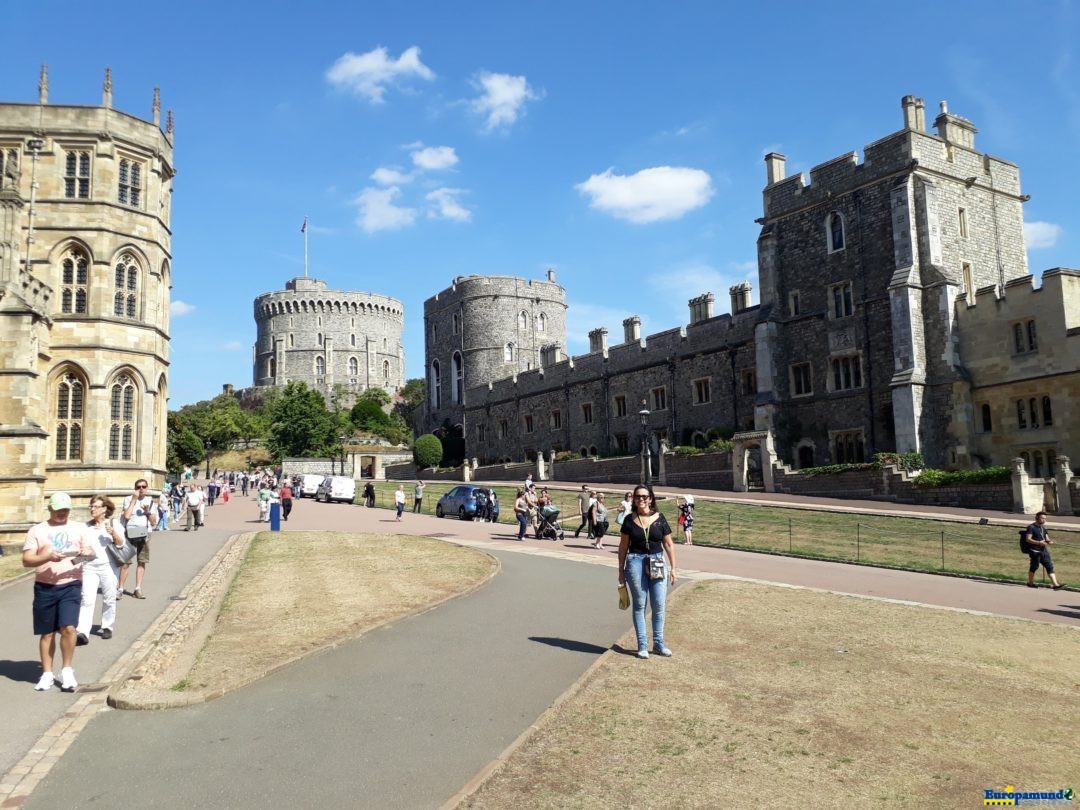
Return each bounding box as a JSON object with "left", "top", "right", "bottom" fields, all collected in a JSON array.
[
  {"left": 528, "top": 637, "right": 608, "bottom": 655},
  {"left": 1036, "top": 605, "right": 1080, "bottom": 620},
  {"left": 0, "top": 660, "right": 43, "bottom": 684}
]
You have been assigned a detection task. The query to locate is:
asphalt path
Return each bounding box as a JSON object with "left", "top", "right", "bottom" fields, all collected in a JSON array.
[
  {"left": 25, "top": 546, "right": 631, "bottom": 809},
  {"left": 0, "top": 509, "right": 232, "bottom": 778}
]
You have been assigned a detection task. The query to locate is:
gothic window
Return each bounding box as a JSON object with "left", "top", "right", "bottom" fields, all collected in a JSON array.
[
  {"left": 315, "top": 356, "right": 325, "bottom": 377},
  {"left": 962, "top": 263, "right": 974, "bottom": 304},
  {"left": 791, "top": 363, "right": 813, "bottom": 396},
  {"left": 613, "top": 395, "right": 627, "bottom": 417},
  {"left": 829, "top": 282, "right": 854, "bottom": 318},
  {"left": 537, "top": 313, "right": 546, "bottom": 332},
  {"left": 958, "top": 208, "right": 968, "bottom": 239},
  {"left": 452, "top": 352, "right": 463, "bottom": 403},
  {"left": 504, "top": 342, "right": 515, "bottom": 363},
  {"left": 289, "top": 333, "right": 294, "bottom": 347},
  {"left": 980, "top": 403, "right": 992, "bottom": 433},
  {"left": 741, "top": 369, "right": 757, "bottom": 395},
  {"left": 582, "top": 403, "right": 594, "bottom": 424},
  {"left": 452, "top": 312, "right": 461, "bottom": 335},
  {"left": 651, "top": 387, "right": 667, "bottom": 411},
  {"left": 1013, "top": 320, "right": 1037, "bottom": 353},
  {"left": 350, "top": 334, "right": 356, "bottom": 347},
  {"left": 832, "top": 430, "right": 865, "bottom": 463},
  {"left": 430, "top": 360, "right": 442, "bottom": 409},
  {"left": 550, "top": 410, "right": 562, "bottom": 429},
  {"left": 1017, "top": 399, "right": 1027, "bottom": 429},
  {"left": 788, "top": 291, "right": 800, "bottom": 317},
  {"left": 826, "top": 211, "right": 845, "bottom": 252},
  {"left": 55, "top": 372, "right": 85, "bottom": 461},
  {"left": 1026, "top": 320, "right": 1037, "bottom": 351},
  {"left": 318, "top": 334, "right": 323, "bottom": 346},
  {"left": 518, "top": 311, "right": 528, "bottom": 330},
  {"left": 118, "top": 158, "right": 143, "bottom": 207},
  {"left": 477, "top": 424, "right": 486, "bottom": 442},
  {"left": 831, "top": 356, "right": 862, "bottom": 391},
  {"left": 59, "top": 248, "right": 89, "bottom": 314},
  {"left": 1042, "top": 396, "right": 1053, "bottom": 426},
  {"left": 1029, "top": 398, "right": 1039, "bottom": 428},
  {"left": 693, "top": 378, "right": 711, "bottom": 405},
  {"left": 64, "top": 150, "right": 91, "bottom": 199},
  {"left": 383, "top": 360, "right": 390, "bottom": 380},
  {"left": 1033, "top": 451, "right": 1044, "bottom": 478},
  {"left": 348, "top": 357, "right": 359, "bottom": 376},
  {"left": 524, "top": 415, "right": 534, "bottom": 434},
  {"left": 108, "top": 373, "right": 136, "bottom": 461},
  {"left": 113, "top": 254, "right": 139, "bottom": 318},
  {"left": 498, "top": 420, "right": 508, "bottom": 439}
]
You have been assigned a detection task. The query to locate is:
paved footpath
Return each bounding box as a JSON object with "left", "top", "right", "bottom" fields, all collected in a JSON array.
[{"left": 7, "top": 489, "right": 1079, "bottom": 808}]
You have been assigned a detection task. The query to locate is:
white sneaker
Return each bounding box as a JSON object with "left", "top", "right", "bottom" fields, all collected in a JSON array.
[
  {"left": 35, "top": 672, "right": 54, "bottom": 691},
  {"left": 60, "top": 667, "right": 78, "bottom": 692}
]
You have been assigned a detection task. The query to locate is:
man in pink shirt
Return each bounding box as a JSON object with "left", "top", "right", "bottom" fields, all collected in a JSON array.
[{"left": 22, "top": 492, "right": 93, "bottom": 692}]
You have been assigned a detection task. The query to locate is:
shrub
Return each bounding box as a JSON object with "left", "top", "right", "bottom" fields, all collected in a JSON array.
[
  {"left": 912, "top": 466, "right": 1012, "bottom": 488},
  {"left": 802, "top": 463, "right": 878, "bottom": 478},
  {"left": 414, "top": 434, "right": 443, "bottom": 468},
  {"left": 874, "top": 451, "right": 925, "bottom": 471},
  {"left": 706, "top": 438, "right": 733, "bottom": 453},
  {"left": 672, "top": 445, "right": 703, "bottom": 456},
  {"left": 553, "top": 450, "right": 580, "bottom": 462}
]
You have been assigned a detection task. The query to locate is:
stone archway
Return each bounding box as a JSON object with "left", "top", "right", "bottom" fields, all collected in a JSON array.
[{"left": 731, "top": 430, "right": 777, "bottom": 493}]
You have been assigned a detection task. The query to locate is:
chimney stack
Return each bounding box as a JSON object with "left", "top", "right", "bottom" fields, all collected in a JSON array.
[
  {"left": 588, "top": 327, "right": 608, "bottom": 354},
  {"left": 729, "top": 282, "right": 752, "bottom": 314},
  {"left": 623, "top": 316, "right": 641, "bottom": 344},
  {"left": 546, "top": 267, "right": 556, "bottom": 282},
  {"left": 539, "top": 343, "right": 562, "bottom": 367},
  {"left": 901, "top": 95, "right": 917, "bottom": 129},
  {"left": 689, "top": 293, "right": 715, "bottom": 324},
  {"left": 934, "top": 100, "right": 977, "bottom": 149},
  {"left": 764, "top": 152, "right": 786, "bottom": 185}
]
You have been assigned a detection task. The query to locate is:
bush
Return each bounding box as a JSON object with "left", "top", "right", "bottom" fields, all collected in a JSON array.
[
  {"left": 414, "top": 434, "right": 443, "bottom": 468},
  {"left": 802, "top": 463, "right": 878, "bottom": 478},
  {"left": 553, "top": 450, "right": 580, "bottom": 462},
  {"left": 706, "top": 438, "right": 733, "bottom": 453},
  {"left": 912, "top": 466, "right": 1012, "bottom": 488},
  {"left": 874, "top": 451, "right": 924, "bottom": 471},
  {"left": 672, "top": 445, "right": 703, "bottom": 456}
]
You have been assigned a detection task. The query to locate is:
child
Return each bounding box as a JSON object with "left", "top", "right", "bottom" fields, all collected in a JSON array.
[{"left": 677, "top": 495, "right": 695, "bottom": 546}]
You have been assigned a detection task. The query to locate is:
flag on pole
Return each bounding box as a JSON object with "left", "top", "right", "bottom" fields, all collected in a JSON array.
[{"left": 301, "top": 216, "right": 308, "bottom": 234}]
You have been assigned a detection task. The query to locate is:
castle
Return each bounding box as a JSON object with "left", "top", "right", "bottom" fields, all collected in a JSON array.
[
  {"left": 424, "top": 96, "right": 1080, "bottom": 473},
  {"left": 0, "top": 67, "right": 174, "bottom": 541},
  {"left": 250, "top": 276, "right": 405, "bottom": 404}
]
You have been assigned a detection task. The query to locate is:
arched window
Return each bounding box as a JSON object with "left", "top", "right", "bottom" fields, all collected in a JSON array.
[
  {"left": 1042, "top": 396, "right": 1053, "bottom": 426},
  {"left": 1017, "top": 399, "right": 1026, "bottom": 429},
  {"left": 452, "top": 312, "right": 461, "bottom": 335},
  {"left": 518, "top": 311, "right": 528, "bottom": 330},
  {"left": 1033, "top": 451, "right": 1044, "bottom": 478},
  {"left": 1027, "top": 320, "right": 1038, "bottom": 351},
  {"left": 504, "top": 342, "right": 515, "bottom": 363},
  {"left": 1029, "top": 398, "right": 1039, "bottom": 428},
  {"left": 268, "top": 356, "right": 276, "bottom": 378},
  {"left": 980, "top": 403, "right": 992, "bottom": 433},
  {"left": 826, "top": 212, "right": 845, "bottom": 252},
  {"left": 350, "top": 334, "right": 356, "bottom": 347},
  {"left": 797, "top": 445, "right": 814, "bottom": 469},
  {"left": 452, "top": 352, "right": 463, "bottom": 403},
  {"left": 118, "top": 158, "right": 142, "bottom": 207},
  {"left": 318, "top": 333, "right": 323, "bottom": 346},
  {"left": 288, "top": 333, "right": 294, "bottom": 348},
  {"left": 315, "top": 356, "right": 325, "bottom": 376},
  {"left": 537, "top": 313, "right": 546, "bottom": 333},
  {"left": 59, "top": 248, "right": 89, "bottom": 314},
  {"left": 430, "top": 360, "right": 442, "bottom": 409},
  {"left": 109, "top": 373, "right": 136, "bottom": 461},
  {"left": 348, "top": 357, "right": 359, "bottom": 376},
  {"left": 114, "top": 254, "right": 139, "bottom": 318},
  {"left": 55, "top": 371, "right": 84, "bottom": 460},
  {"left": 383, "top": 360, "right": 390, "bottom": 380}
]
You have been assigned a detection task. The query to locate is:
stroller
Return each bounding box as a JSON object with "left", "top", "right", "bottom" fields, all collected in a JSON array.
[{"left": 536, "top": 504, "right": 565, "bottom": 541}]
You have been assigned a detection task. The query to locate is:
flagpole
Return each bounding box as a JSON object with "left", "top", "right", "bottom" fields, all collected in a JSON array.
[{"left": 303, "top": 215, "right": 309, "bottom": 278}]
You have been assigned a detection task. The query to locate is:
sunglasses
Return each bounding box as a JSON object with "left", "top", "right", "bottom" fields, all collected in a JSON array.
[{"left": 634, "top": 494, "right": 651, "bottom": 501}]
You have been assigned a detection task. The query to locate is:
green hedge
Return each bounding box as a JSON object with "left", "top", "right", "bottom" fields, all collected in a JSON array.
[{"left": 912, "top": 466, "right": 1012, "bottom": 488}]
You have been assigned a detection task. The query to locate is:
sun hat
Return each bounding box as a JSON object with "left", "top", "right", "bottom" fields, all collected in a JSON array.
[
  {"left": 48, "top": 492, "right": 72, "bottom": 510},
  {"left": 683, "top": 494, "right": 695, "bottom": 505}
]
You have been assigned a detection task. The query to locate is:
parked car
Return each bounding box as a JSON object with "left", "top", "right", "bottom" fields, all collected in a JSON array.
[
  {"left": 435, "top": 486, "right": 500, "bottom": 521},
  {"left": 316, "top": 475, "right": 356, "bottom": 504},
  {"left": 299, "top": 474, "right": 324, "bottom": 498}
]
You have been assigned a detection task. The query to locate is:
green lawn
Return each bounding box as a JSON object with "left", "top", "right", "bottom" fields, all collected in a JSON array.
[{"left": 352, "top": 481, "right": 1076, "bottom": 586}]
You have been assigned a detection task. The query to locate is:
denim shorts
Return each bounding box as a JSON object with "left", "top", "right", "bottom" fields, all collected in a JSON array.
[
  {"left": 33, "top": 581, "right": 82, "bottom": 635},
  {"left": 1028, "top": 549, "right": 1054, "bottom": 573}
]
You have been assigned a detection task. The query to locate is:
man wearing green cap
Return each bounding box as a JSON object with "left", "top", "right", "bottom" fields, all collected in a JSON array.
[{"left": 22, "top": 492, "right": 93, "bottom": 692}]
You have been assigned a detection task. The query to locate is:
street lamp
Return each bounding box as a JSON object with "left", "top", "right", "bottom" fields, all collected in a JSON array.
[
  {"left": 639, "top": 400, "right": 652, "bottom": 486},
  {"left": 204, "top": 438, "right": 212, "bottom": 479},
  {"left": 22, "top": 138, "right": 44, "bottom": 274},
  {"left": 338, "top": 436, "right": 349, "bottom": 476}
]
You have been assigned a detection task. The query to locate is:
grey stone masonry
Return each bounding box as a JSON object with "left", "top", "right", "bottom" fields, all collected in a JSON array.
[{"left": 252, "top": 276, "right": 405, "bottom": 406}]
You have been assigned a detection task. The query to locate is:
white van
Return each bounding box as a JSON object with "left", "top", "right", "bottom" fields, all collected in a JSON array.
[
  {"left": 316, "top": 475, "right": 356, "bottom": 504},
  {"left": 299, "top": 474, "right": 324, "bottom": 498}
]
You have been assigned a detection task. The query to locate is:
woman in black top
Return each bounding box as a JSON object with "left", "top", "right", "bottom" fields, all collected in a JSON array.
[{"left": 618, "top": 484, "right": 677, "bottom": 659}]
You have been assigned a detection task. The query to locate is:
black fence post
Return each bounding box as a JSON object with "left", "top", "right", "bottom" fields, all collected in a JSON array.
[
  {"left": 789, "top": 517, "right": 792, "bottom": 553},
  {"left": 727, "top": 513, "right": 732, "bottom": 546},
  {"left": 856, "top": 523, "right": 860, "bottom": 563}
]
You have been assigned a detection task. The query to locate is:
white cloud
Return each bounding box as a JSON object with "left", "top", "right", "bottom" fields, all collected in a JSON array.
[
  {"left": 371, "top": 167, "right": 413, "bottom": 186},
  {"left": 223, "top": 341, "right": 244, "bottom": 351},
  {"left": 354, "top": 186, "right": 417, "bottom": 233},
  {"left": 426, "top": 188, "right": 471, "bottom": 222},
  {"left": 1025, "top": 220, "right": 1062, "bottom": 249},
  {"left": 410, "top": 145, "right": 458, "bottom": 171},
  {"left": 470, "top": 71, "right": 540, "bottom": 131},
  {"left": 576, "top": 166, "right": 714, "bottom": 224},
  {"left": 325, "top": 45, "right": 435, "bottom": 103},
  {"left": 170, "top": 300, "right": 195, "bottom": 316}
]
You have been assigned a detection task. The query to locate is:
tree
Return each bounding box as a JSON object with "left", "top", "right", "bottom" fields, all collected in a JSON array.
[
  {"left": 414, "top": 434, "right": 443, "bottom": 468},
  {"left": 266, "top": 381, "right": 340, "bottom": 460},
  {"left": 167, "top": 412, "right": 205, "bottom": 468},
  {"left": 350, "top": 399, "right": 390, "bottom": 432},
  {"left": 358, "top": 386, "right": 392, "bottom": 407}
]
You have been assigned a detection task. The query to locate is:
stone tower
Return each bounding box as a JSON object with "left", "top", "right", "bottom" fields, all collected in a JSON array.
[
  {"left": 422, "top": 270, "right": 568, "bottom": 433},
  {"left": 753, "top": 95, "right": 1029, "bottom": 467},
  {"left": 252, "top": 276, "right": 405, "bottom": 405},
  {"left": 0, "top": 67, "right": 175, "bottom": 540}
]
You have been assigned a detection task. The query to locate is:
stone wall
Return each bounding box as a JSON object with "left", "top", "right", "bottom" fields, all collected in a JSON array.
[
  {"left": 470, "top": 461, "right": 536, "bottom": 483},
  {"left": 663, "top": 451, "right": 735, "bottom": 491},
  {"left": 550, "top": 455, "right": 641, "bottom": 484}
]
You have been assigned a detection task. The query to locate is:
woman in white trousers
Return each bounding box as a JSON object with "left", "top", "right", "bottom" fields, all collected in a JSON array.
[{"left": 76, "top": 495, "right": 124, "bottom": 644}]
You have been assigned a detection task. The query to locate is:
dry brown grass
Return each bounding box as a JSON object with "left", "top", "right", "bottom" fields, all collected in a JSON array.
[
  {"left": 181, "top": 532, "right": 495, "bottom": 691},
  {"left": 465, "top": 581, "right": 1080, "bottom": 809}
]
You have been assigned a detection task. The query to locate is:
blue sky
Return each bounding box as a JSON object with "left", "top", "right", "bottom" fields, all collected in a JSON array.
[{"left": 2, "top": 1, "right": 1078, "bottom": 406}]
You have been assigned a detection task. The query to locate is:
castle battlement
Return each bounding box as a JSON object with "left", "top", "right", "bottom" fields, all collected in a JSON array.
[
  {"left": 424, "top": 272, "right": 566, "bottom": 313},
  {"left": 255, "top": 278, "right": 403, "bottom": 321},
  {"left": 956, "top": 269, "right": 1080, "bottom": 332}
]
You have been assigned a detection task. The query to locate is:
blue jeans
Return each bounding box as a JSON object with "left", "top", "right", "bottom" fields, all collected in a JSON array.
[
  {"left": 516, "top": 512, "right": 527, "bottom": 539},
  {"left": 624, "top": 553, "right": 668, "bottom": 651},
  {"left": 158, "top": 507, "right": 169, "bottom": 531}
]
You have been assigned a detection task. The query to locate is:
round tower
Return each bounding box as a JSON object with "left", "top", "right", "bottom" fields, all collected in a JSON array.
[
  {"left": 252, "top": 276, "right": 405, "bottom": 403},
  {"left": 422, "top": 269, "right": 568, "bottom": 432}
]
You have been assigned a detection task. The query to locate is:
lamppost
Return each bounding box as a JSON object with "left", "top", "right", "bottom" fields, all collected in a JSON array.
[
  {"left": 246, "top": 454, "right": 252, "bottom": 472},
  {"left": 204, "top": 439, "right": 212, "bottom": 479},
  {"left": 22, "top": 137, "right": 44, "bottom": 274},
  {"left": 639, "top": 400, "right": 652, "bottom": 486},
  {"left": 338, "top": 436, "right": 349, "bottom": 476}
]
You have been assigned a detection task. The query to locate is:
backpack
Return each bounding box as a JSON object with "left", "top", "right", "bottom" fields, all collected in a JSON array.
[{"left": 1019, "top": 529, "right": 1032, "bottom": 554}]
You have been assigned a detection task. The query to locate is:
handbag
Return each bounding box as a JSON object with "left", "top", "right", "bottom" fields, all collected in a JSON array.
[
  {"left": 106, "top": 541, "right": 137, "bottom": 567},
  {"left": 617, "top": 584, "right": 630, "bottom": 610}
]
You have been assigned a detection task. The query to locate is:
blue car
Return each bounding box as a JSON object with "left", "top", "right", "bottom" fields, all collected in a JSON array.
[{"left": 435, "top": 486, "right": 500, "bottom": 521}]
